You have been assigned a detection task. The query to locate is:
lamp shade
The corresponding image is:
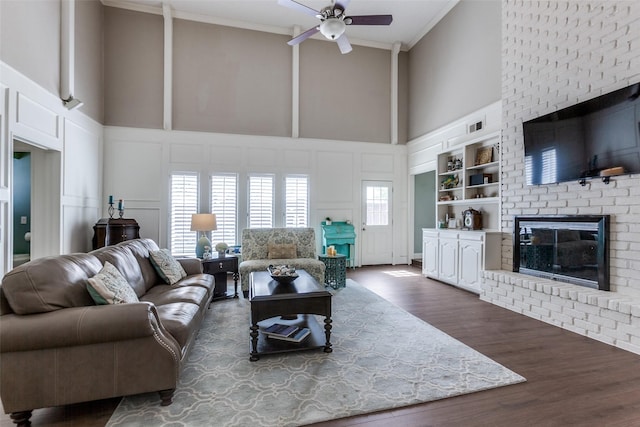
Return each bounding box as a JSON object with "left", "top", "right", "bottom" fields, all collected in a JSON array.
[
  {"left": 191, "top": 214, "right": 217, "bottom": 258},
  {"left": 190, "top": 213, "right": 217, "bottom": 232}
]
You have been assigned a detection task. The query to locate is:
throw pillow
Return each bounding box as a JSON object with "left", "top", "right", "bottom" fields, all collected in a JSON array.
[
  {"left": 267, "top": 243, "right": 297, "bottom": 259},
  {"left": 87, "top": 261, "right": 139, "bottom": 305},
  {"left": 149, "top": 249, "right": 187, "bottom": 285}
]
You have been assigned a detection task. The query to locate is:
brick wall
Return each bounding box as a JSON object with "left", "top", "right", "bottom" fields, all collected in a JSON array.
[
  {"left": 500, "top": 0, "right": 640, "bottom": 298},
  {"left": 484, "top": 1, "right": 640, "bottom": 354}
]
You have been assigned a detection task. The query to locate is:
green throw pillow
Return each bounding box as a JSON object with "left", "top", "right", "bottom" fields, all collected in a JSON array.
[
  {"left": 87, "top": 261, "right": 139, "bottom": 305},
  {"left": 150, "top": 249, "right": 187, "bottom": 285}
]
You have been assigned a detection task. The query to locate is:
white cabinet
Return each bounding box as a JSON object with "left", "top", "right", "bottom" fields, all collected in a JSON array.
[
  {"left": 422, "top": 228, "right": 501, "bottom": 294},
  {"left": 438, "top": 235, "right": 459, "bottom": 284},
  {"left": 458, "top": 237, "right": 483, "bottom": 290},
  {"left": 422, "top": 230, "right": 439, "bottom": 277}
]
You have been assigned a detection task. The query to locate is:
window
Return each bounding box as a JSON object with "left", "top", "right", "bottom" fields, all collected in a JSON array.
[
  {"left": 365, "top": 185, "right": 389, "bottom": 226},
  {"left": 248, "top": 174, "right": 274, "bottom": 228},
  {"left": 210, "top": 174, "right": 238, "bottom": 245},
  {"left": 284, "top": 175, "right": 308, "bottom": 228},
  {"left": 170, "top": 173, "right": 198, "bottom": 256}
]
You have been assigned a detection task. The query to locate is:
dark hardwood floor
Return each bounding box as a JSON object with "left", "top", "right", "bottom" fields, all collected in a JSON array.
[{"left": 3, "top": 265, "right": 640, "bottom": 427}]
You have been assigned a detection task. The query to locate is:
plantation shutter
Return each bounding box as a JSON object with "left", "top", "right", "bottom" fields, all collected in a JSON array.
[
  {"left": 170, "top": 173, "right": 198, "bottom": 257},
  {"left": 248, "top": 175, "right": 273, "bottom": 228},
  {"left": 285, "top": 175, "right": 308, "bottom": 228},
  {"left": 210, "top": 174, "right": 238, "bottom": 245}
]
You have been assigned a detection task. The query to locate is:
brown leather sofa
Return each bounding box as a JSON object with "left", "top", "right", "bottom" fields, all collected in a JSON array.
[{"left": 0, "top": 238, "right": 215, "bottom": 426}]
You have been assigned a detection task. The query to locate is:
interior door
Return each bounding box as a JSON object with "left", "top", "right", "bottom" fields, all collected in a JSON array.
[{"left": 361, "top": 181, "right": 393, "bottom": 265}]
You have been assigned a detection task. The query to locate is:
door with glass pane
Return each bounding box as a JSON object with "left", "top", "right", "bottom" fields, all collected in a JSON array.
[{"left": 361, "top": 181, "right": 393, "bottom": 265}]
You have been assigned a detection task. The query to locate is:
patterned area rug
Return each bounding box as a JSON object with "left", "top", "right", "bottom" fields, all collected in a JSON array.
[{"left": 107, "top": 280, "right": 525, "bottom": 426}]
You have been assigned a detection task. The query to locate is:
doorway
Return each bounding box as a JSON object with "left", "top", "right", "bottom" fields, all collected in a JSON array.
[
  {"left": 12, "top": 151, "right": 31, "bottom": 267},
  {"left": 360, "top": 180, "right": 393, "bottom": 265},
  {"left": 11, "top": 139, "right": 61, "bottom": 270}
]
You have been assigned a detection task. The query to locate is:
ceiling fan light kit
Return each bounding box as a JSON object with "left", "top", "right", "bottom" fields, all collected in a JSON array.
[
  {"left": 320, "top": 18, "right": 346, "bottom": 40},
  {"left": 278, "top": 0, "right": 392, "bottom": 54}
]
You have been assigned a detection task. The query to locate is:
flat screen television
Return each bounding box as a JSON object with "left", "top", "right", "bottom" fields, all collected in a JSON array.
[{"left": 522, "top": 82, "right": 640, "bottom": 185}]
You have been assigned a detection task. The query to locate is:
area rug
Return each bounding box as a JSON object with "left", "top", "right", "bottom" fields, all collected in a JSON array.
[{"left": 107, "top": 280, "right": 525, "bottom": 427}]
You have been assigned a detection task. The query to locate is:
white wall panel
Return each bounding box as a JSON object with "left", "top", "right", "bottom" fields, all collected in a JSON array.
[
  {"left": 169, "top": 143, "right": 204, "bottom": 164},
  {"left": 207, "top": 145, "right": 243, "bottom": 168},
  {"left": 246, "top": 147, "right": 277, "bottom": 169},
  {"left": 361, "top": 153, "right": 393, "bottom": 174},
  {"left": 283, "top": 149, "right": 311, "bottom": 170},
  {"left": 15, "top": 92, "right": 61, "bottom": 149},
  {"left": 64, "top": 119, "right": 100, "bottom": 199},
  {"left": 316, "top": 151, "right": 353, "bottom": 203},
  {"left": 105, "top": 140, "right": 162, "bottom": 201},
  {"left": 129, "top": 207, "right": 161, "bottom": 243}
]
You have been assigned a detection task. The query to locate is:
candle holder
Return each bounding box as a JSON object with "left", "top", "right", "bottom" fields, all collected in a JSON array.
[
  {"left": 119, "top": 208, "right": 124, "bottom": 219},
  {"left": 108, "top": 203, "right": 115, "bottom": 218}
]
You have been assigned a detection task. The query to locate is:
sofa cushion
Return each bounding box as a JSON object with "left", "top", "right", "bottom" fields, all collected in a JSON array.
[
  {"left": 114, "top": 239, "right": 162, "bottom": 294},
  {"left": 90, "top": 245, "right": 147, "bottom": 297},
  {"left": 150, "top": 249, "right": 187, "bottom": 285},
  {"left": 1, "top": 254, "right": 102, "bottom": 315},
  {"left": 155, "top": 303, "right": 201, "bottom": 349},
  {"left": 87, "top": 262, "right": 140, "bottom": 305},
  {"left": 268, "top": 243, "right": 297, "bottom": 259},
  {"left": 141, "top": 284, "right": 208, "bottom": 307}
]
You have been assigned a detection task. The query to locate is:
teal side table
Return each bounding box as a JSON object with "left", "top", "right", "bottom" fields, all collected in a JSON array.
[{"left": 318, "top": 254, "right": 347, "bottom": 289}]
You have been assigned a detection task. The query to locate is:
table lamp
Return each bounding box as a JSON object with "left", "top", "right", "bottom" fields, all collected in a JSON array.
[{"left": 190, "top": 213, "right": 217, "bottom": 258}]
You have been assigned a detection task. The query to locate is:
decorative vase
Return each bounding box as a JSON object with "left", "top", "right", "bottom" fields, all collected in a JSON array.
[{"left": 218, "top": 251, "right": 226, "bottom": 258}]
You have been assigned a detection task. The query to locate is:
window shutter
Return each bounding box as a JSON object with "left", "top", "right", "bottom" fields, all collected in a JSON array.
[
  {"left": 285, "top": 175, "right": 308, "bottom": 228},
  {"left": 210, "top": 174, "right": 238, "bottom": 245},
  {"left": 170, "top": 173, "right": 198, "bottom": 257},
  {"left": 248, "top": 175, "right": 274, "bottom": 228}
]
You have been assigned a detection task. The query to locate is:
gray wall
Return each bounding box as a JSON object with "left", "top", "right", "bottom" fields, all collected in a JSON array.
[
  {"left": 299, "top": 39, "right": 391, "bottom": 143},
  {"left": 103, "top": 7, "right": 397, "bottom": 143},
  {"left": 172, "top": 19, "right": 292, "bottom": 137},
  {"left": 75, "top": 0, "right": 104, "bottom": 123},
  {"left": 0, "top": 0, "right": 60, "bottom": 95},
  {"left": 0, "top": 0, "right": 104, "bottom": 123},
  {"left": 104, "top": 7, "right": 164, "bottom": 128},
  {"left": 413, "top": 170, "right": 435, "bottom": 252},
  {"left": 408, "top": 0, "right": 501, "bottom": 139}
]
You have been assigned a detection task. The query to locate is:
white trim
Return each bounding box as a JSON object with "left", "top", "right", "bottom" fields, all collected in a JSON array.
[
  {"left": 291, "top": 26, "right": 300, "bottom": 139},
  {"left": 163, "top": 3, "right": 173, "bottom": 131},
  {"left": 390, "top": 42, "right": 401, "bottom": 145}
]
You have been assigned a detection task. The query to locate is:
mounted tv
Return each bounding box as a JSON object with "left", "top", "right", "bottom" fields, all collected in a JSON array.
[{"left": 522, "top": 82, "right": 640, "bottom": 185}]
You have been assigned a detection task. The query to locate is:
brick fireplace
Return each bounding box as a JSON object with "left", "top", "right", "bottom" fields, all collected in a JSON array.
[{"left": 484, "top": 1, "right": 640, "bottom": 355}]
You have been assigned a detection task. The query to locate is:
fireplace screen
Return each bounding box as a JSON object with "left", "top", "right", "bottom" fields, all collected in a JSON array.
[{"left": 513, "top": 215, "right": 609, "bottom": 291}]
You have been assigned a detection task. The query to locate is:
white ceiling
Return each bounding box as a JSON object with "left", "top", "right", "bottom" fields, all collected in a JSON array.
[{"left": 103, "top": 0, "right": 459, "bottom": 50}]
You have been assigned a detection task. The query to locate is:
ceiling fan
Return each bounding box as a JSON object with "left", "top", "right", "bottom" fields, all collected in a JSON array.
[{"left": 278, "top": 0, "right": 393, "bottom": 54}]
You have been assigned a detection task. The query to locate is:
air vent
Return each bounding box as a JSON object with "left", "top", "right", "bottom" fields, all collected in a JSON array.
[{"left": 468, "top": 121, "right": 484, "bottom": 133}]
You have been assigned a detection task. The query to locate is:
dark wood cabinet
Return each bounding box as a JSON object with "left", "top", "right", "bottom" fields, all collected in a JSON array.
[
  {"left": 202, "top": 255, "right": 239, "bottom": 300},
  {"left": 92, "top": 218, "right": 140, "bottom": 249}
]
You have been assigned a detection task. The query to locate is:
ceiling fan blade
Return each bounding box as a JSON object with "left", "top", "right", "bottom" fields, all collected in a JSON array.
[
  {"left": 287, "top": 26, "right": 319, "bottom": 46},
  {"left": 347, "top": 14, "right": 393, "bottom": 25},
  {"left": 277, "top": 0, "right": 320, "bottom": 17},
  {"left": 336, "top": 34, "right": 352, "bottom": 54}
]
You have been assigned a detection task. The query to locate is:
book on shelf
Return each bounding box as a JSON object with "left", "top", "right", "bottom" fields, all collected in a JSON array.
[
  {"left": 267, "top": 327, "right": 311, "bottom": 343},
  {"left": 263, "top": 323, "right": 298, "bottom": 338}
]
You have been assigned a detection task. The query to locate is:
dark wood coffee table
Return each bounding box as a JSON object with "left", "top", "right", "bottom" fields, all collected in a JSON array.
[{"left": 249, "top": 270, "right": 332, "bottom": 361}]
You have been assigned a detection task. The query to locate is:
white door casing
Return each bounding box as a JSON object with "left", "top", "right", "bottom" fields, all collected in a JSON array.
[{"left": 361, "top": 180, "right": 393, "bottom": 265}]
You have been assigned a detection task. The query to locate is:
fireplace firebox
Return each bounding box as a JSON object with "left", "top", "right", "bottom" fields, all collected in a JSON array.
[{"left": 513, "top": 215, "right": 610, "bottom": 291}]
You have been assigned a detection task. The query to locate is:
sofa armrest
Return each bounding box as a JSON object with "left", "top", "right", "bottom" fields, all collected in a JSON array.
[
  {"left": 178, "top": 257, "right": 203, "bottom": 275},
  {"left": 0, "top": 302, "right": 178, "bottom": 353}
]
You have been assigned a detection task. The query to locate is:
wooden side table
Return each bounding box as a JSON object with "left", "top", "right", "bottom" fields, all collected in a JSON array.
[
  {"left": 202, "top": 254, "right": 239, "bottom": 300},
  {"left": 318, "top": 254, "right": 347, "bottom": 289}
]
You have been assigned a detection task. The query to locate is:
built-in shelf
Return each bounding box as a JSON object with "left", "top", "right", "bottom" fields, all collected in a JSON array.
[{"left": 436, "top": 131, "right": 501, "bottom": 230}]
